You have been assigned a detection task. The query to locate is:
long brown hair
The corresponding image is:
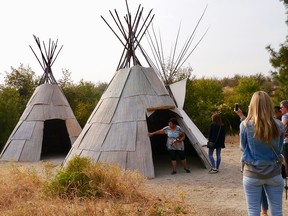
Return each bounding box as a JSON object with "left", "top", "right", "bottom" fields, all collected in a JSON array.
[
  {"left": 244, "top": 91, "right": 280, "bottom": 142},
  {"left": 211, "top": 113, "right": 223, "bottom": 126}
]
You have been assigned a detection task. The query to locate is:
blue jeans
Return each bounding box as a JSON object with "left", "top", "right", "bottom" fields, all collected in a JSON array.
[
  {"left": 243, "top": 175, "right": 284, "bottom": 216},
  {"left": 261, "top": 187, "right": 268, "bottom": 211},
  {"left": 208, "top": 147, "right": 221, "bottom": 169}
]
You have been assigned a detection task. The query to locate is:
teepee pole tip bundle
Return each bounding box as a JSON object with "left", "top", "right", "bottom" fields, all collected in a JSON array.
[
  {"left": 100, "top": 0, "right": 154, "bottom": 70},
  {"left": 29, "top": 35, "right": 63, "bottom": 85}
]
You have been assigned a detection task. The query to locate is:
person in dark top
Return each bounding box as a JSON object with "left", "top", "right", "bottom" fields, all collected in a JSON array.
[
  {"left": 207, "top": 113, "right": 226, "bottom": 174},
  {"left": 274, "top": 105, "right": 283, "bottom": 121}
]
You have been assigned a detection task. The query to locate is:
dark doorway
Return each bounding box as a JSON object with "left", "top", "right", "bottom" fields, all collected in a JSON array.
[
  {"left": 41, "top": 119, "right": 71, "bottom": 159},
  {"left": 147, "top": 110, "right": 202, "bottom": 176}
]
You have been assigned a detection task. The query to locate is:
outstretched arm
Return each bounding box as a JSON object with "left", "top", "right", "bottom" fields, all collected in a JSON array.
[
  {"left": 234, "top": 108, "right": 245, "bottom": 121},
  {"left": 148, "top": 129, "right": 165, "bottom": 137}
]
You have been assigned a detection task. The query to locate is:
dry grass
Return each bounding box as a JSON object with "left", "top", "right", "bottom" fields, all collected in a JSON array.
[
  {"left": 225, "top": 135, "right": 240, "bottom": 145},
  {"left": 0, "top": 158, "right": 194, "bottom": 216}
]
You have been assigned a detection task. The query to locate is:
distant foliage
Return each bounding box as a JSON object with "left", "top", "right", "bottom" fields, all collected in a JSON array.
[
  {"left": 182, "top": 75, "right": 276, "bottom": 135},
  {"left": 184, "top": 78, "right": 224, "bottom": 136},
  {"left": 221, "top": 77, "right": 261, "bottom": 134},
  {"left": 61, "top": 76, "right": 107, "bottom": 127},
  {"left": 157, "top": 62, "right": 193, "bottom": 85},
  {"left": 265, "top": 0, "right": 288, "bottom": 103},
  {"left": 0, "top": 88, "right": 22, "bottom": 149},
  {"left": 0, "top": 64, "right": 38, "bottom": 149},
  {"left": 267, "top": 44, "right": 288, "bottom": 103},
  {"left": 4, "top": 64, "right": 39, "bottom": 101}
]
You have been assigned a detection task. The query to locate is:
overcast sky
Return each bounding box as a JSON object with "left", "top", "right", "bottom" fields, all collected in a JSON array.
[{"left": 0, "top": 0, "right": 287, "bottom": 84}]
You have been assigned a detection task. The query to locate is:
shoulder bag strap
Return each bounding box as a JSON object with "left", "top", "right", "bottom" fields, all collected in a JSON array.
[{"left": 267, "top": 142, "right": 282, "bottom": 164}]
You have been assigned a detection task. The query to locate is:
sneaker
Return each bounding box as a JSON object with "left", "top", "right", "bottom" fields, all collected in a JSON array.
[
  {"left": 184, "top": 168, "right": 191, "bottom": 173},
  {"left": 208, "top": 168, "right": 218, "bottom": 174},
  {"left": 171, "top": 171, "right": 177, "bottom": 175}
]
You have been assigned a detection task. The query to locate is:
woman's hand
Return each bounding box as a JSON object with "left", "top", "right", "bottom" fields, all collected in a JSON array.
[{"left": 234, "top": 108, "right": 245, "bottom": 120}]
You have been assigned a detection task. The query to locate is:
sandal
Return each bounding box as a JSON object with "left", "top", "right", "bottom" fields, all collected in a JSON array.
[
  {"left": 184, "top": 168, "right": 191, "bottom": 173},
  {"left": 171, "top": 171, "right": 177, "bottom": 175}
]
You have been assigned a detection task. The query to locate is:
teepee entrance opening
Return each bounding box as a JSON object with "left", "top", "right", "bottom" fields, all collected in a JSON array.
[
  {"left": 41, "top": 119, "right": 71, "bottom": 159},
  {"left": 147, "top": 110, "right": 202, "bottom": 176}
]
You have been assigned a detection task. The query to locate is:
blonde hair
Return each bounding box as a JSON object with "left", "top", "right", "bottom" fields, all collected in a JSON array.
[{"left": 244, "top": 91, "right": 280, "bottom": 142}]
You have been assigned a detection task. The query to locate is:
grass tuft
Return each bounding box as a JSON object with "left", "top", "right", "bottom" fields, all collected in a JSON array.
[{"left": 0, "top": 157, "right": 194, "bottom": 215}]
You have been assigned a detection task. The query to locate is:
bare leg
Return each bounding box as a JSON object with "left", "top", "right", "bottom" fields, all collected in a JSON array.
[
  {"left": 171, "top": 160, "right": 177, "bottom": 172},
  {"left": 181, "top": 159, "right": 187, "bottom": 169},
  {"left": 181, "top": 159, "right": 191, "bottom": 173}
]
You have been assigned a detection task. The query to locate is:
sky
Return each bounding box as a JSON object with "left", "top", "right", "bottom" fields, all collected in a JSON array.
[{"left": 0, "top": 0, "right": 287, "bottom": 84}]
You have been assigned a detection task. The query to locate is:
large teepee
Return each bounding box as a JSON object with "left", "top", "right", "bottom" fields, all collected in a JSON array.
[
  {"left": 63, "top": 2, "right": 210, "bottom": 178},
  {"left": 0, "top": 35, "right": 82, "bottom": 161}
]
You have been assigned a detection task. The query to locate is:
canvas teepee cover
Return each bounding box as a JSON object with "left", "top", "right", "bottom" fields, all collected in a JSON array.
[
  {"left": 63, "top": 3, "right": 210, "bottom": 178},
  {"left": 0, "top": 36, "right": 82, "bottom": 161}
]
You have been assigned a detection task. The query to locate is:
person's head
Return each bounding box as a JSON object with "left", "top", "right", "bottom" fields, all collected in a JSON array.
[
  {"left": 245, "top": 91, "right": 280, "bottom": 142},
  {"left": 168, "top": 118, "right": 178, "bottom": 128},
  {"left": 274, "top": 105, "right": 282, "bottom": 120},
  {"left": 280, "top": 100, "right": 288, "bottom": 114},
  {"left": 211, "top": 113, "right": 223, "bottom": 126}
]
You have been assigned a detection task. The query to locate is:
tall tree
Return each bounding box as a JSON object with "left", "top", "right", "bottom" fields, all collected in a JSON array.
[
  {"left": 266, "top": 0, "right": 288, "bottom": 102},
  {"left": 4, "top": 64, "right": 39, "bottom": 110}
]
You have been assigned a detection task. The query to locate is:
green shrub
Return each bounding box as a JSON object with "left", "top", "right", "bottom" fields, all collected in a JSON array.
[
  {"left": 44, "top": 156, "right": 145, "bottom": 201},
  {"left": 44, "top": 156, "right": 93, "bottom": 198}
]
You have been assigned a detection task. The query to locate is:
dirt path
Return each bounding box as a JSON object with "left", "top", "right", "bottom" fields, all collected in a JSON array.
[
  {"left": 144, "top": 136, "right": 288, "bottom": 215},
  {"left": 144, "top": 142, "right": 247, "bottom": 215}
]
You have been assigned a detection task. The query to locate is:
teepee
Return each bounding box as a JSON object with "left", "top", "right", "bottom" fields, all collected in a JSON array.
[
  {"left": 0, "top": 35, "right": 82, "bottom": 161},
  {"left": 63, "top": 2, "right": 210, "bottom": 178}
]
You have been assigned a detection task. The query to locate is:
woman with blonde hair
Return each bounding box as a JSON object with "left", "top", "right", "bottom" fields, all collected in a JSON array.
[{"left": 240, "top": 91, "right": 284, "bottom": 216}]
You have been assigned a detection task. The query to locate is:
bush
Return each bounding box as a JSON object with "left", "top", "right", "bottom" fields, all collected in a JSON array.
[
  {"left": 44, "top": 156, "right": 93, "bottom": 198},
  {"left": 44, "top": 156, "right": 145, "bottom": 201}
]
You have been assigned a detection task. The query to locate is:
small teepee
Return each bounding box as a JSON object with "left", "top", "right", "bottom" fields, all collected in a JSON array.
[
  {"left": 0, "top": 35, "right": 82, "bottom": 161},
  {"left": 63, "top": 2, "right": 210, "bottom": 178}
]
